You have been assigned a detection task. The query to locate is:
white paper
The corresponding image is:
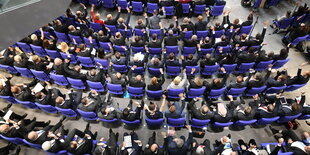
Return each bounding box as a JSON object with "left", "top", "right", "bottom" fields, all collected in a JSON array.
[
  {"left": 91, "top": 48, "right": 96, "bottom": 55},
  {"left": 80, "top": 69, "right": 88, "bottom": 74},
  {"left": 134, "top": 52, "right": 144, "bottom": 61},
  {"left": 3, "top": 110, "right": 12, "bottom": 120},
  {"left": 123, "top": 135, "right": 132, "bottom": 148},
  {"left": 33, "top": 83, "right": 44, "bottom": 94},
  {"left": 47, "top": 62, "right": 54, "bottom": 69},
  {"left": 0, "top": 79, "right": 6, "bottom": 86},
  {"left": 215, "top": 38, "right": 221, "bottom": 43},
  {"left": 28, "top": 56, "right": 33, "bottom": 62}
]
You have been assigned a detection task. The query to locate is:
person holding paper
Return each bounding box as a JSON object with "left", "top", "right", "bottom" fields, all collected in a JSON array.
[
  {"left": 122, "top": 100, "right": 144, "bottom": 122},
  {"left": 144, "top": 132, "right": 165, "bottom": 155},
  {"left": 164, "top": 125, "right": 193, "bottom": 155},
  {"left": 120, "top": 131, "right": 143, "bottom": 155},
  {"left": 0, "top": 74, "right": 13, "bottom": 96},
  {"left": 11, "top": 79, "right": 39, "bottom": 102},
  {"left": 94, "top": 129, "right": 119, "bottom": 155}
]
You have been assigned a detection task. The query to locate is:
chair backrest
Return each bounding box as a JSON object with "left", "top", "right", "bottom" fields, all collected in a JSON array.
[
  {"left": 265, "top": 86, "right": 287, "bottom": 94},
  {"left": 86, "top": 80, "right": 105, "bottom": 92},
  {"left": 0, "top": 65, "right": 17, "bottom": 74},
  {"left": 291, "top": 35, "right": 309, "bottom": 46},
  {"left": 30, "top": 44, "right": 47, "bottom": 57},
  {"left": 164, "top": 6, "right": 174, "bottom": 15},
  {"left": 67, "top": 77, "right": 85, "bottom": 89},
  {"left": 272, "top": 59, "right": 289, "bottom": 69},
  {"left": 134, "top": 28, "right": 145, "bottom": 36},
  {"left": 214, "top": 121, "right": 233, "bottom": 127},
  {"left": 83, "top": 37, "right": 98, "bottom": 48},
  {"left": 183, "top": 46, "right": 196, "bottom": 56},
  {"left": 181, "top": 3, "right": 190, "bottom": 14},
  {"left": 238, "top": 25, "right": 253, "bottom": 35},
  {"left": 167, "top": 117, "right": 186, "bottom": 127},
  {"left": 146, "top": 90, "right": 163, "bottom": 98},
  {"left": 23, "top": 139, "right": 42, "bottom": 149},
  {"left": 60, "top": 52, "right": 77, "bottom": 64},
  {"left": 105, "top": 25, "right": 117, "bottom": 35},
  {"left": 167, "top": 88, "right": 185, "bottom": 98},
  {"left": 132, "top": 1, "right": 143, "bottom": 12},
  {"left": 221, "top": 64, "right": 237, "bottom": 74},
  {"left": 149, "top": 29, "right": 162, "bottom": 39},
  {"left": 214, "top": 30, "right": 225, "bottom": 38},
  {"left": 128, "top": 86, "right": 144, "bottom": 95},
  {"left": 50, "top": 73, "right": 68, "bottom": 86},
  {"left": 194, "top": 4, "right": 206, "bottom": 14},
  {"left": 90, "top": 22, "right": 102, "bottom": 32},
  {"left": 99, "top": 42, "right": 112, "bottom": 52},
  {"left": 187, "top": 87, "right": 206, "bottom": 98},
  {"left": 148, "top": 67, "right": 161, "bottom": 77},
  {"left": 184, "top": 31, "right": 193, "bottom": 40},
  {"left": 103, "top": 0, "right": 115, "bottom": 8},
  {"left": 235, "top": 119, "right": 257, "bottom": 126},
  {"left": 77, "top": 109, "right": 97, "bottom": 119},
  {"left": 117, "top": 0, "right": 129, "bottom": 9},
  {"left": 54, "top": 32, "right": 69, "bottom": 43},
  {"left": 45, "top": 49, "right": 61, "bottom": 59},
  {"left": 211, "top": 5, "right": 224, "bottom": 16},
  {"left": 55, "top": 107, "right": 77, "bottom": 117},
  {"left": 113, "top": 45, "right": 127, "bottom": 54},
  {"left": 14, "top": 67, "right": 33, "bottom": 78},
  {"left": 277, "top": 113, "right": 302, "bottom": 123},
  {"left": 68, "top": 34, "right": 83, "bottom": 44},
  {"left": 284, "top": 83, "right": 307, "bottom": 92},
  {"left": 255, "top": 60, "right": 273, "bottom": 71},
  {"left": 200, "top": 48, "right": 213, "bottom": 55},
  {"left": 166, "top": 66, "right": 181, "bottom": 76},
  {"left": 107, "top": 83, "right": 123, "bottom": 92},
  {"left": 149, "top": 47, "right": 162, "bottom": 55},
  {"left": 77, "top": 56, "right": 94, "bottom": 67},
  {"left": 191, "top": 118, "right": 211, "bottom": 126},
  {"left": 145, "top": 118, "right": 164, "bottom": 126},
  {"left": 16, "top": 42, "right": 32, "bottom": 52},
  {"left": 246, "top": 85, "right": 267, "bottom": 96},
  {"left": 227, "top": 87, "right": 247, "bottom": 97},
  {"left": 131, "top": 46, "right": 145, "bottom": 54},
  {"left": 30, "top": 69, "right": 50, "bottom": 81},
  {"left": 94, "top": 58, "right": 109, "bottom": 70},
  {"left": 147, "top": 3, "right": 159, "bottom": 14},
  {"left": 279, "top": 17, "right": 294, "bottom": 29},
  {"left": 209, "top": 87, "right": 226, "bottom": 98},
  {"left": 202, "top": 64, "right": 220, "bottom": 75},
  {"left": 112, "top": 64, "right": 128, "bottom": 73},
  {"left": 185, "top": 66, "right": 200, "bottom": 75},
  {"left": 237, "top": 62, "right": 255, "bottom": 73},
  {"left": 35, "top": 102, "right": 57, "bottom": 113}
]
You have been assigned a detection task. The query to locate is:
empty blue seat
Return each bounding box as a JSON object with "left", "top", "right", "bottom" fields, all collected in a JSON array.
[
  {"left": 190, "top": 118, "right": 210, "bottom": 128},
  {"left": 46, "top": 49, "right": 61, "bottom": 59},
  {"left": 226, "top": 87, "right": 246, "bottom": 97},
  {"left": 0, "top": 65, "right": 18, "bottom": 74},
  {"left": 77, "top": 56, "right": 94, "bottom": 67},
  {"left": 145, "top": 118, "right": 164, "bottom": 127},
  {"left": 77, "top": 109, "right": 98, "bottom": 121},
  {"left": 181, "top": 3, "right": 190, "bottom": 14},
  {"left": 210, "top": 5, "right": 224, "bottom": 16},
  {"left": 128, "top": 86, "right": 144, "bottom": 97},
  {"left": 35, "top": 102, "right": 58, "bottom": 113},
  {"left": 255, "top": 60, "right": 273, "bottom": 71},
  {"left": 265, "top": 86, "right": 286, "bottom": 94},
  {"left": 183, "top": 47, "right": 196, "bottom": 56},
  {"left": 102, "top": 0, "right": 115, "bottom": 8},
  {"left": 67, "top": 78, "right": 86, "bottom": 89},
  {"left": 15, "top": 99, "right": 38, "bottom": 109},
  {"left": 117, "top": 0, "right": 129, "bottom": 10},
  {"left": 272, "top": 59, "right": 289, "bottom": 69},
  {"left": 194, "top": 4, "right": 206, "bottom": 15},
  {"left": 14, "top": 67, "right": 33, "bottom": 78},
  {"left": 185, "top": 66, "right": 199, "bottom": 75},
  {"left": 86, "top": 80, "right": 105, "bottom": 92},
  {"left": 237, "top": 62, "right": 255, "bottom": 73},
  {"left": 167, "top": 117, "right": 186, "bottom": 127},
  {"left": 256, "top": 116, "right": 280, "bottom": 125},
  {"left": 167, "top": 88, "right": 184, "bottom": 99},
  {"left": 246, "top": 85, "right": 267, "bottom": 96},
  {"left": 30, "top": 44, "right": 47, "bottom": 57},
  {"left": 16, "top": 42, "right": 32, "bottom": 52},
  {"left": 148, "top": 67, "right": 161, "bottom": 77},
  {"left": 50, "top": 73, "right": 68, "bottom": 86},
  {"left": 208, "top": 87, "right": 226, "bottom": 98},
  {"left": 146, "top": 90, "right": 163, "bottom": 99},
  {"left": 90, "top": 22, "right": 103, "bottom": 32},
  {"left": 147, "top": 3, "right": 158, "bottom": 14},
  {"left": 107, "top": 83, "right": 124, "bottom": 95},
  {"left": 121, "top": 119, "right": 141, "bottom": 126},
  {"left": 187, "top": 87, "right": 206, "bottom": 98},
  {"left": 30, "top": 69, "right": 50, "bottom": 81},
  {"left": 163, "top": 6, "right": 174, "bottom": 16},
  {"left": 201, "top": 64, "right": 220, "bottom": 76},
  {"left": 112, "top": 64, "right": 128, "bottom": 73},
  {"left": 55, "top": 107, "right": 78, "bottom": 117},
  {"left": 132, "top": 1, "right": 144, "bottom": 13},
  {"left": 94, "top": 58, "right": 109, "bottom": 70},
  {"left": 277, "top": 113, "right": 302, "bottom": 123}
]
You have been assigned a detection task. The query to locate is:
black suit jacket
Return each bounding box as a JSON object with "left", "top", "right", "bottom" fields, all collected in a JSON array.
[
  {"left": 164, "top": 35, "right": 181, "bottom": 46},
  {"left": 188, "top": 100, "right": 214, "bottom": 120}
]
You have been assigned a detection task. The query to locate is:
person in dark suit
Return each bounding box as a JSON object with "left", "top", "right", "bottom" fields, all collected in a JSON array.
[
  {"left": 205, "top": 68, "right": 228, "bottom": 91},
  {"left": 248, "top": 21, "right": 268, "bottom": 47},
  {"left": 0, "top": 74, "right": 13, "bottom": 96},
  {"left": 164, "top": 30, "right": 181, "bottom": 46},
  {"left": 237, "top": 48, "right": 257, "bottom": 64},
  {"left": 97, "top": 98, "right": 121, "bottom": 120},
  {"left": 64, "top": 124, "right": 97, "bottom": 155},
  {"left": 104, "top": 7, "right": 121, "bottom": 25},
  {"left": 86, "top": 67, "right": 106, "bottom": 85},
  {"left": 77, "top": 90, "right": 102, "bottom": 112},
  {"left": 227, "top": 75, "right": 247, "bottom": 90},
  {"left": 76, "top": 42, "right": 94, "bottom": 57},
  {"left": 41, "top": 126, "right": 68, "bottom": 153},
  {"left": 68, "top": 25, "right": 83, "bottom": 36},
  {"left": 164, "top": 93, "right": 186, "bottom": 119},
  {"left": 212, "top": 98, "right": 234, "bottom": 123},
  {"left": 200, "top": 54, "right": 217, "bottom": 67},
  {"left": 273, "top": 47, "right": 289, "bottom": 60},
  {"left": 122, "top": 100, "right": 144, "bottom": 121},
  {"left": 180, "top": 17, "right": 195, "bottom": 31},
  {"left": 111, "top": 31, "right": 127, "bottom": 46},
  {"left": 134, "top": 13, "right": 148, "bottom": 30},
  {"left": 128, "top": 66, "right": 146, "bottom": 88},
  {"left": 298, "top": 92, "right": 309, "bottom": 115},
  {"left": 246, "top": 69, "right": 270, "bottom": 89},
  {"left": 130, "top": 36, "right": 147, "bottom": 47},
  {"left": 108, "top": 64, "right": 127, "bottom": 88},
  {"left": 251, "top": 95, "right": 280, "bottom": 119},
  {"left": 30, "top": 55, "right": 51, "bottom": 72},
  {"left": 55, "top": 90, "right": 82, "bottom": 110},
  {"left": 145, "top": 95, "right": 165, "bottom": 119},
  {"left": 188, "top": 69, "right": 205, "bottom": 89},
  {"left": 129, "top": 51, "right": 149, "bottom": 67},
  {"left": 181, "top": 54, "right": 199, "bottom": 67},
  {"left": 194, "top": 10, "right": 211, "bottom": 31},
  {"left": 26, "top": 117, "right": 65, "bottom": 145},
  {"left": 97, "top": 30, "right": 111, "bottom": 42},
  {"left": 191, "top": 139, "right": 212, "bottom": 155},
  {"left": 188, "top": 97, "right": 214, "bottom": 120},
  {"left": 164, "top": 125, "right": 193, "bottom": 155},
  {"left": 11, "top": 79, "right": 38, "bottom": 102},
  {"left": 213, "top": 35, "right": 230, "bottom": 50},
  {"left": 228, "top": 96, "right": 256, "bottom": 121},
  {"left": 0, "top": 104, "right": 27, "bottom": 123},
  {"left": 182, "top": 33, "right": 198, "bottom": 47},
  {"left": 219, "top": 54, "right": 236, "bottom": 65},
  {"left": 199, "top": 37, "right": 214, "bottom": 49},
  {"left": 144, "top": 132, "right": 165, "bottom": 155},
  {"left": 147, "top": 28, "right": 164, "bottom": 48},
  {"left": 269, "top": 128, "right": 310, "bottom": 155},
  {"left": 147, "top": 69, "right": 165, "bottom": 91},
  {"left": 283, "top": 24, "right": 310, "bottom": 45},
  {"left": 34, "top": 82, "right": 57, "bottom": 106},
  {"left": 111, "top": 52, "right": 129, "bottom": 65},
  {"left": 265, "top": 69, "right": 287, "bottom": 88},
  {"left": 13, "top": 52, "right": 29, "bottom": 68},
  {"left": 241, "top": 13, "right": 253, "bottom": 26},
  {"left": 277, "top": 94, "right": 303, "bottom": 117},
  {"left": 53, "top": 18, "right": 70, "bottom": 33},
  {"left": 286, "top": 64, "right": 310, "bottom": 86},
  {"left": 63, "top": 59, "right": 87, "bottom": 81},
  {"left": 53, "top": 58, "right": 67, "bottom": 76},
  {"left": 164, "top": 53, "right": 181, "bottom": 66},
  {"left": 148, "top": 57, "right": 164, "bottom": 68},
  {"left": 120, "top": 131, "right": 143, "bottom": 155},
  {"left": 94, "top": 129, "right": 119, "bottom": 155}
]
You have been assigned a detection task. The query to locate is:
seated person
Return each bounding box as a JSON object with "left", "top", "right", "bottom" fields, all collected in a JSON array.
[
  {"left": 148, "top": 56, "right": 164, "bottom": 68},
  {"left": 97, "top": 98, "right": 121, "bottom": 120},
  {"left": 55, "top": 90, "right": 82, "bottom": 110},
  {"left": 128, "top": 66, "right": 146, "bottom": 88},
  {"left": 120, "top": 131, "right": 143, "bottom": 155},
  {"left": 230, "top": 96, "right": 256, "bottom": 121},
  {"left": 77, "top": 90, "right": 102, "bottom": 112},
  {"left": 94, "top": 129, "right": 119, "bottom": 155},
  {"left": 205, "top": 68, "right": 228, "bottom": 91},
  {"left": 64, "top": 124, "right": 97, "bottom": 155},
  {"left": 191, "top": 138, "right": 212, "bottom": 155},
  {"left": 165, "top": 53, "right": 181, "bottom": 66},
  {"left": 86, "top": 67, "right": 106, "bottom": 85},
  {"left": 213, "top": 135, "right": 235, "bottom": 155},
  {"left": 53, "top": 58, "right": 67, "bottom": 76},
  {"left": 30, "top": 55, "right": 51, "bottom": 72},
  {"left": 144, "top": 132, "right": 165, "bottom": 155},
  {"left": 144, "top": 95, "right": 166, "bottom": 119},
  {"left": 167, "top": 69, "right": 187, "bottom": 89},
  {"left": 11, "top": 79, "right": 38, "bottom": 102},
  {"left": 164, "top": 125, "right": 193, "bottom": 155},
  {"left": 238, "top": 139, "right": 259, "bottom": 155},
  {"left": 277, "top": 92, "right": 304, "bottom": 117},
  {"left": 121, "top": 100, "right": 144, "bottom": 121},
  {"left": 251, "top": 95, "right": 280, "bottom": 119},
  {"left": 34, "top": 82, "right": 57, "bottom": 106},
  {"left": 63, "top": 59, "right": 87, "bottom": 81},
  {"left": 188, "top": 68, "right": 205, "bottom": 89},
  {"left": 227, "top": 75, "right": 247, "bottom": 90},
  {"left": 212, "top": 101, "right": 233, "bottom": 123},
  {"left": 147, "top": 69, "right": 165, "bottom": 91},
  {"left": 164, "top": 93, "right": 185, "bottom": 119},
  {"left": 187, "top": 97, "right": 214, "bottom": 120},
  {"left": 286, "top": 62, "right": 310, "bottom": 86},
  {"left": 0, "top": 74, "right": 13, "bottom": 96},
  {"left": 129, "top": 51, "right": 149, "bottom": 67},
  {"left": 181, "top": 54, "right": 199, "bottom": 67},
  {"left": 111, "top": 52, "right": 129, "bottom": 65},
  {"left": 107, "top": 63, "right": 127, "bottom": 88},
  {"left": 41, "top": 126, "right": 68, "bottom": 153}
]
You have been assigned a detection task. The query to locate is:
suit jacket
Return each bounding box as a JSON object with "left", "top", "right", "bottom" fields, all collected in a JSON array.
[
  {"left": 77, "top": 95, "right": 101, "bottom": 112},
  {"left": 144, "top": 147, "right": 165, "bottom": 155},
  {"left": 64, "top": 62, "right": 87, "bottom": 80},
  {"left": 213, "top": 108, "right": 233, "bottom": 123},
  {"left": 147, "top": 74, "right": 165, "bottom": 91},
  {"left": 86, "top": 70, "right": 105, "bottom": 83},
  {"left": 13, "top": 86, "right": 34, "bottom": 101},
  {"left": 166, "top": 132, "right": 193, "bottom": 155},
  {"left": 287, "top": 68, "right": 310, "bottom": 85},
  {"left": 164, "top": 100, "right": 185, "bottom": 119},
  {"left": 0, "top": 78, "right": 12, "bottom": 96},
  {"left": 53, "top": 63, "right": 67, "bottom": 76},
  {"left": 111, "top": 57, "right": 128, "bottom": 65},
  {"left": 164, "top": 35, "right": 181, "bottom": 46},
  {"left": 188, "top": 100, "right": 214, "bottom": 120},
  {"left": 182, "top": 58, "right": 199, "bottom": 67},
  {"left": 108, "top": 67, "right": 127, "bottom": 88},
  {"left": 77, "top": 45, "right": 93, "bottom": 57},
  {"left": 35, "top": 89, "right": 54, "bottom": 106},
  {"left": 128, "top": 69, "right": 146, "bottom": 88}
]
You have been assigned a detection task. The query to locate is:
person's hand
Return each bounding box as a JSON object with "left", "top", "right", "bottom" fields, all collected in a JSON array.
[
  {"left": 145, "top": 47, "right": 149, "bottom": 53},
  {"left": 162, "top": 94, "right": 166, "bottom": 99},
  {"left": 65, "top": 59, "right": 70, "bottom": 63},
  {"left": 300, "top": 62, "right": 308, "bottom": 67},
  {"left": 45, "top": 81, "right": 51, "bottom": 86},
  {"left": 73, "top": 38, "right": 77, "bottom": 45},
  {"left": 210, "top": 26, "right": 215, "bottom": 31},
  {"left": 191, "top": 68, "right": 196, "bottom": 74},
  {"left": 132, "top": 65, "right": 137, "bottom": 70},
  {"left": 173, "top": 16, "right": 177, "bottom": 20},
  {"left": 134, "top": 140, "right": 142, "bottom": 145},
  {"left": 85, "top": 134, "right": 91, "bottom": 138},
  {"left": 206, "top": 9, "right": 210, "bottom": 15},
  {"left": 183, "top": 69, "right": 186, "bottom": 73},
  {"left": 268, "top": 64, "right": 273, "bottom": 68},
  {"left": 278, "top": 138, "right": 284, "bottom": 146},
  {"left": 220, "top": 67, "right": 226, "bottom": 73},
  {"left": 91, "top": 90, "right": 98, "bottom": 95},
  {"left": 263, "top": 20, "right": 269, "bottom": 27},
  {"left": 89, "top": 36, "right": 93, "bottom": 44},
  {"left": 230, "top": 25, "right": 234, "bottom": 30},
  {"left": 126, "top": 7, "right": 131, "bottom": 13},
  {"left": 91, "top": 4, "right": 95, "bottom": 8},
  {"left": 99, "top": 137, "right": 105, "bottom": 141},
  {"left": 143, "top": 13, "right": 147, "bottom": 17},
  {"left": 80, "top": 3, "right": 86, "bottom": 9},
  {"left": 195, "top": 97, "right": 202, "bottom": 101},
  {"left": 161, "top": 131, "right": 167, "bottom": 138},
  {"left": 183, "top": 28, "right": 188, "bottom": 32},
  {"left": 227, "top": 95, "right": 233, "bottom": 101},
  {"left": 178, "top": 93, "right": 184, "bottom": 98},
  {"left": 159, "top": 68, "right": 164, "bottom": 74},
  {"left": 117, "top": 6, "right": 121, "bottom": 12},
  {"left": 109, "top": 61, "right": 113, "bottom": 66},
  {"left": 159, "top": 22, "right": 163, "bottom": 29},
  {"left": 134, "top": 101, "right": 140, "bottom": 105},
  {"left": 180, "top": 55, "right": 184, "bottom": 60},
  {"left": 253, "top": 94, "right": 259, "bottom": 100},
  {"left": 185, "top": 125, "right": 191, "bottom": 130}
]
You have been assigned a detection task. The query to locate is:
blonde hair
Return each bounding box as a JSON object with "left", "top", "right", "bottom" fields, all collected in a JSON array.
[
  {"left": 95, "top": 13, "right": 100, "bottom": 20},
  {"left": 60, "top": 42, "right": 69, "bottom": 53},
  {"left": 31, "top": 34, "right": 38, "bottom": 41},
  {"left": 14, "top": 55, "right": 22, "bottom": 62},
  {"left": 32, "top": 55, "right": 40, "bottom": 62},
  {"left": 173, "top": 76, "right": 181, "bottom": 85},
  {"left": 194, "top": 77, "right": 203, "bottom": 86},
  {"left": 150, "top": 77, "right": 158, "bottom": 85}
]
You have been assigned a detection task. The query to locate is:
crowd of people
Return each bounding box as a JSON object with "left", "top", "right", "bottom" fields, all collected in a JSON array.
[{"left": 0, "top": 0, "right": 309, "bottom": 154}]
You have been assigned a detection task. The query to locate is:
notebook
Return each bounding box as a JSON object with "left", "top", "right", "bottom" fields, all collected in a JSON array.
[{"left": 123, "top": 135, "right": 132, "bottom": 148}]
